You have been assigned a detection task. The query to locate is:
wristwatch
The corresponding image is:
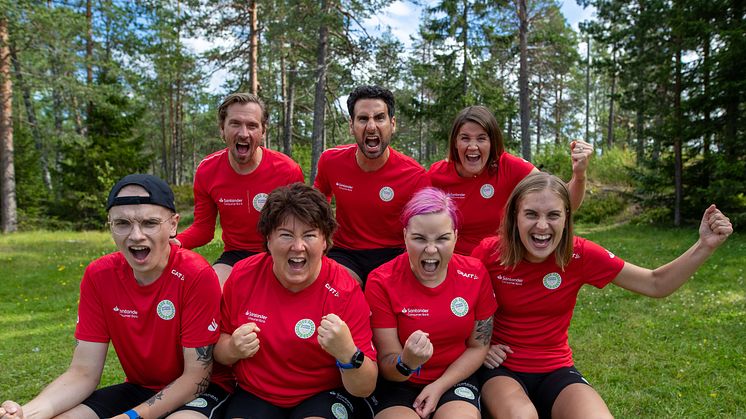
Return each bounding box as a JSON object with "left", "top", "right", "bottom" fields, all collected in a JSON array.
[
  {"left": 395, "top": 355, "right": 420, "bottom": 376},
  {"left": 336, "top": 349, "right": 365, "bottom": 369},
  {"left": 124, "top": 409, "right": 142, "bottom": 419}
]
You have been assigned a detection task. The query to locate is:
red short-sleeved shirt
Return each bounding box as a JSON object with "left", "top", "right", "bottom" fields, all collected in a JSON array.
[
  {"left": 314, "top": 145, "right": 429, "bottom": 249},
  {"left": 75, "top": 245, "right": 221, "bottom": 390},
  {"left": 177, "top": 147, "right": 304, "bottom": 252},
  {"left": 366, "top": 253, "right": 497, "bottom": 384},
  {"left": 221, "top": 253, "right": 376, "bottom": 407},
  {"left": 471, "top": 236, "right": 625, "bottom": 372},
  {"left": 428, "top": 152, "right": 535, "bottom": 255}
]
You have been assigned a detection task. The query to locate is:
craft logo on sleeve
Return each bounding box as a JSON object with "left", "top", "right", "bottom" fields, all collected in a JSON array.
[
  {"left": 379, "top": 186, "right": 394, "bottom": 202},
  {"left": 480, "top": 184, "right": 495, "bottom": 199},
  {"left": 542, "top": 272, "right": 562, "bottom": 290},
  {"left": 607, "top": 250, "right": 616, "bottom": 259},
  {"left": 157, "top": 299, "right": 176, "bottom": 320},
  {"left": 252, "top": 193, "right": 268, "bottom": 212},
  {"left": 450, "top": 297, "right": 469, "bottom": 317},
  {"left": 331, "top": 403, "right": 348, "bottom": 419},
  {"left": 294, "top": 318, "right": 316, "bottom": 339}
]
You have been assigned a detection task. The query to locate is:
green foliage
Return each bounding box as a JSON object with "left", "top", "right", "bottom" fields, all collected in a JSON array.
[{"left": 575, "top": 189, "right": 627, "bottom": 224}]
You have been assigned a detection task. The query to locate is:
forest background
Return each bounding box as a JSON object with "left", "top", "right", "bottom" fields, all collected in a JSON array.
[{"left": 0, "top": 0, "right": 744, "bottom": 232}]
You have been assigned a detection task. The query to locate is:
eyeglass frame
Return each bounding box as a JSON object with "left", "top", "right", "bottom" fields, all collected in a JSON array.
[{"left": 107, "top": 215, "right": 176, "bottom": 236}]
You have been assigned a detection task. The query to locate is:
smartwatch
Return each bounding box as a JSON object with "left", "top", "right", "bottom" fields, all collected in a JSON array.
[
  {"left": 395, "top": 354, "right": 421, "bottom": 376},
  {"left": 124, "top": 409, "right": 142, "bottom": 419},
  {"left": 336, "top": 349, "right": 365, "bottom": 369}
]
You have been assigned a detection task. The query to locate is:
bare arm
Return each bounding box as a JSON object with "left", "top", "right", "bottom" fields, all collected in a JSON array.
[
  {"left": 373, "top": 328, "right": 432, "bottom": 383},
  {"left": 567, "top": 140, "right": 593, "bottom": 211},
  {"left": 317, "top": 314, "right": 378, "bottom": 397},
  {"left": 1, "top": 340, "right": 107, "bottom": 419},
  {"left": 112, "top": 345, "right": 213, "bottom": 419},
  {"left": 213, "top": 323, "right": 260, "bottom": 366},
  {"left": 413, "top": 318, "right": 492, "bottom": 418},
  {"left": 612, "top": 205, "right": 733, "bottom": 298}
]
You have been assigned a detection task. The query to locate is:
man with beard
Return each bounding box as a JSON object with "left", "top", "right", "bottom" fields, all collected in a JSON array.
[
  {"left": 174, "top": 93, "right": 304, "bottom": 286},
  {"left": 314, "top": 85, "right": 429, "bottom": 286}
]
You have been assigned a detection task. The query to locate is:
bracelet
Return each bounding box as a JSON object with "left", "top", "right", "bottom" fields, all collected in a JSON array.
[
  {"left": 396, "top": 354, "right": 421, "bottom": 376},
  {"left": 124, "top": 409, "right": 142, "bottom": 419}
]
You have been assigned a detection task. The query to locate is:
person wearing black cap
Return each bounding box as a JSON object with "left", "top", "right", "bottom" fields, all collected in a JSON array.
[{"left": 1, "top": 174, "right": 228, "bottom": 419}]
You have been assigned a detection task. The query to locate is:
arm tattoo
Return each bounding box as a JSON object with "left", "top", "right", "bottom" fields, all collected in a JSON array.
[
  {"left": 195, "top": 375, "right": 210, "bottom": 398},
  {"left": 474, "top": 317, "right": 493, "bottom": 346},
  {"left": 146, "top": 383, "right": 171, "bottom": 406},
  {"left": 195, "top": 345, "right": 214, "bottom": 369}
]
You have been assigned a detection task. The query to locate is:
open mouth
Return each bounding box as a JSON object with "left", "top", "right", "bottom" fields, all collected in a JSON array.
[
  {"left": 236, "top": 142, "right": 251, "bottom": 156},
  {"left": 465, "top": 153, "right": 481, "bottom": 163},
  {"left": 421, "top": 258, "right": 440, "bottom": 273},
  {"left": 129, "top": 246, "right": 151, "bottom": 262},
  {"left": 288, "top": 257, "right": 307, "bottom": 270},
  {"left": 531, "top": 234, "right": 552, "bottom": 248},
  {"left": 364, "top": 136, "right": 381, "bottom": 152}
]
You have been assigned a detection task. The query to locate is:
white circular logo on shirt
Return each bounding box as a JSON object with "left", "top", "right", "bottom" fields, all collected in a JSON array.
[
  {"left": 295, "top": 318, "right": 316, "bottom": 339},
  {"left": 379, "top": 186, "right": 394, "bottom": 202},
  {"left": 253, "top": 193, "right": 268, "bottom": 211},
  {"left": 454, "top": 386, "right": 476, "bottom": 400},
  {"left": 480, "top": 184, "right": 495, "bottom": 199},
  {"left": 543, "top": 273, "right": 562, "bottom": 290},
  {"left": 331, "top": 403, "right": 348, "bottom": 419},
  {"left": 157, "top": 300, "right": 176, "bottom": 320},
  {"left": 186, "top": 398, "right": 208, "bottom": 408},
  {"left": 450, "top": 297, "right": 469, "bottom": 317}
]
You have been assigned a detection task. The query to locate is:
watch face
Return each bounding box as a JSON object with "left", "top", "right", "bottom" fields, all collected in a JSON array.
[
  {"left": 396, "top": 359, "right": 412, "bottom": 376},
  {"left": 351, "top": 350, "right": 365, "bottom": 368}
]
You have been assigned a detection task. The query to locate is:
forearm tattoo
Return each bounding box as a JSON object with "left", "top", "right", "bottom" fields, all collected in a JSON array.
[
  {"left": 195, "top": 375, "right": 210, "bottom": 398},
  {"left": 195, "top": 345, "right": 214, "bottom": 369},
  {"left": 474, "top": 318, "right": 493, "bottom": 346},
  {"left": 146, "top": 383, "right": 171, "bottom": 406}
]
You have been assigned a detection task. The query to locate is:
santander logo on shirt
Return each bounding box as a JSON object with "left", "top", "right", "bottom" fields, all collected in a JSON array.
[
  {"left": 113, "top": 306, "right": 139, "bottom": 319},
  {"left": 218, "top": 197, "right": 243, "bottom": 207},
  {"left": 496, "top": 274, "right": 523, "bottom": 286},
  {"left": 245, "top": 309, "right": 268, "bottom": 324},
  {"left": 401, "top": 307, "right": 429, "bottom": 318}
]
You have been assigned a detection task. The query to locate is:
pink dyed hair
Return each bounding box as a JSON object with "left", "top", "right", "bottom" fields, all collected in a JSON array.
[{"left": 400, "top": 187, "right": 461, "bottom": 230}]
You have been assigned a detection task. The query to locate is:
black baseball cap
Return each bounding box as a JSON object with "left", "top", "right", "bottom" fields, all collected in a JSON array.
[{"left": 106, "top": 174, "right": 176, "bottom": 212}]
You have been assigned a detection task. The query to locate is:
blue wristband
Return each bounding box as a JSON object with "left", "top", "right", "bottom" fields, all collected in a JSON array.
[{"left": 124, "top": 409, "right": 141, "bottom": 419}]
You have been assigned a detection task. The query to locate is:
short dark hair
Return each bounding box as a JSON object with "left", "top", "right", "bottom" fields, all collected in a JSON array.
[
  {"left": 217, "top": 93, "right": 268, "bottom": 129},
  {"left": 346, "top": 85, "right": 395, "bottom": 119},
  {"left": 258, "top": 183, "right": 337, "bottom": 253},
  {"left": 448, "top": 106, "right": 505, "bottom": 173}
]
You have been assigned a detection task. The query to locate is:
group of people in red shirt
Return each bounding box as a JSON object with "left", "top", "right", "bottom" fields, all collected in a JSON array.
[{"left": 1, "top": 86, "right": 733, "bottom": 419}]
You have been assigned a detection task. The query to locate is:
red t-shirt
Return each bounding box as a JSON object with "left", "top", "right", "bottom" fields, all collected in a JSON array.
[
  {"left": 177, "top": 147, "right": 304, "bottom": 252},
  {"left": 314, "top": 145, "right": 429, "bottom": 249},
  {"left": 365, "top": 253, "right": 497, "bottom": 385},
  {"left": 75, "top": 245, "right": 221, "bottom": 390},
  {"left": 471, "top": 236, "right": 625, "bottom": 373},
  {"left": 221, "top": 253, "right": 376, "bottom": 407},
  {"left": 428, "top": 152, "right": 535, "bottom": 255}
]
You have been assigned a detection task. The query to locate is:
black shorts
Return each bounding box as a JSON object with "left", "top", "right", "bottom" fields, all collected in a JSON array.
[
  {"left": 327, "top": 247, "right": 404, "bottom": 286},
  {"left": 478, "top": 365, "right": 591, "bottom": 419},
  {"left": 214, "top": 250, "right": 259, "bottom": 267},
  {"left": 81, "top": 382, "right": 230, "bottom": 418},
  {"left": 225, "top": 386, "right": 358, "bottom": 419},
  {"left": 364, "top": 375, "right": 481, "bottom": 416}
]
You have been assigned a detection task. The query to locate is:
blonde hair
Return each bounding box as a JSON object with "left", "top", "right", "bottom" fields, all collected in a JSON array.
[{"left": 498, "top": 172, "right": 574, "bottom": 269}]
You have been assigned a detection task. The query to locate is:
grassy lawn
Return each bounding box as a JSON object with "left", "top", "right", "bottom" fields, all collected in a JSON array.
[{"left": 0, "top": 224, "right": 744, "bottom": 417}]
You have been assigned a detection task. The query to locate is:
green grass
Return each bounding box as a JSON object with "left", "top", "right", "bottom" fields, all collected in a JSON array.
[{"left": 1, "top": 225, "right": 744, "bottom": 417}]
